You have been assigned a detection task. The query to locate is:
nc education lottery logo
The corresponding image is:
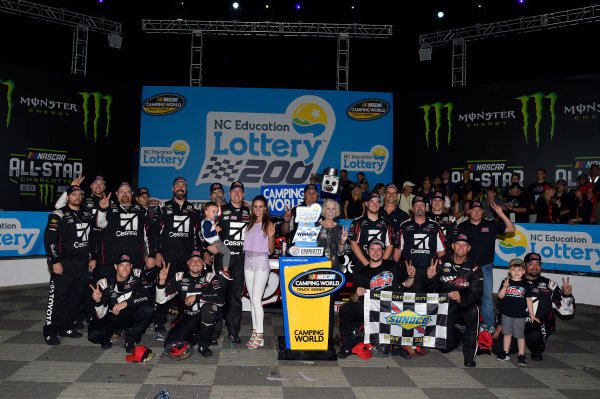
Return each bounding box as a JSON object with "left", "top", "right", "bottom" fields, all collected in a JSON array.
[
  {"left": 0, "top": 218, "right": 40, "bottom": 255},
  {"left": 140, "top": 140, "right": 190, "bottom": 170},
  {"left": 340, "top": 145, "right": 389, "bottom": 175},
  {"left": 197, "top": 95, "right": 335, "bottom": 188},
  {"left": 496, "top": 224, "right": 600, "bottom": 271}
]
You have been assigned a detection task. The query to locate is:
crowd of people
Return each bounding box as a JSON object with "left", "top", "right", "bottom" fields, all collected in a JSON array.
[{"left": 42, "top": 164, "right": 585, "bottom": 364}]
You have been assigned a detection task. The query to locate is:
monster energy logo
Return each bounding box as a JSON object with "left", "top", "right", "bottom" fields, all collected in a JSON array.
[
  {"left": 515, "top": 92, "right": 557, "bottom": 148},
  {"left": 419, "top": 102, "right": 454, "bottom": 151},
  {"left": 78, "top": 91, "right": 113, "bottom": 142},
  {"left": 0, "top": 78, "right": 14, "bottom": 128},
  {"left": 39, "top": 184, "right": 55, "bottom": 206}
]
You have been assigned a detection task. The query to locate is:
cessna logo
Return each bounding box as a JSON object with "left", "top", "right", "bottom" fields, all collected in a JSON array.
[
  {"left": 411, "top": 233, "right": 430, "bottom": 255},
  {"left": 361, "top": 229, "right": 385, "bottom": 251},
  {"left": 118, "top": 213, "right": 138, "bottom": 235},
  {"left": 515, "top": 92, "right": 557, "bottom": 148},
  {"left": 223, "top": 221, "right": 246, "bottom": 246},
  {"left": 76, "top": 222, "right": 90, "bottom": 242},
  {"left": 0, "top": 78, "right": 14, "bottom": 127},
  {"left": 172, "top": 215, "right": 190, "bottom": 233},
  {"left": 78, "top": 91, "right": 113, "bottom": 143},
  {"left": 419, "top": 102, "right": 454, "bottom": 152}
]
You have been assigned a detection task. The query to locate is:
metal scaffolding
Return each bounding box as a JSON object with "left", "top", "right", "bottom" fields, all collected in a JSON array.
[
  {"left": 142, "top": 20, "right": 393, "bottom": 89},
  {"left": 418, "top": 4, "right": 600, "bottom": 87},
  {"left": 0, "top": 0, "right": 122, "bottom": 75}
]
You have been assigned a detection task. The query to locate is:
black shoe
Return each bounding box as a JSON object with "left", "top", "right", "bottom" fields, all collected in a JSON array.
[
  {"left": 337, "top": 347, "right": 352, "bottom": 359},
  {"left": 210, "top": 338, "right": 219, "bottom": 346},
  {"left": 73, "top": 320, "right": 84, "bottom": 330},
  {"left": 198, "top": 345, "right": 213, "bottom": 357},
  {"left": 59, "top": 329, "right": 83, "bottom": 338},
  {"left": 228, "top": 333, "right": 241, "bottom": 344},
  {"left": 518, "top": 355, "right": 527, "bottom": 366},
  {"left": 476, "top": 348, "right": 491, "bottom": 356},
  {"left": 464, "top": 357, "right": 476, "bottom": 367},
  {"left": 101, "top": 341, "right": 113, "bottom": 350},
  {"left": 496, "top": 351, "right": 510, "bottom": 361},
  {"left": 125, "top": 341, "right": 135, "bottom": 353},
  {"left": 45, "top": 335, "right": 60, "bottom": 345},
  {"left": 531, "top": 353, "right": 543, "bottom": 361},
  {"left": 155, "top": 325, "right": 167, "bottom": 341}
]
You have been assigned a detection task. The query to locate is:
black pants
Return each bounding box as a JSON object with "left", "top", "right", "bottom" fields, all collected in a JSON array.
[
  {"left": 213, "top": 254, "right": 244, "bottom": 338},
  {"left": 43, "top": 260, "right": 88, "bottom": 337},
  {"left": 492, "top": 321, "right": 555, "bottom": 356},
  {"left": 443, "top": 304, "right": 480, "bottom": 359},
  {"left": 153, "top": 256, "right": 188, "bottom": 327},
  {"left": 338, "top": 301, "right": 364, "bottom": 350},
  {"left": 88, "top": 303, "right": 154, "bottom": 344},
  {"left": 165, "top": 304, "right": 219, "bottom": 348}
]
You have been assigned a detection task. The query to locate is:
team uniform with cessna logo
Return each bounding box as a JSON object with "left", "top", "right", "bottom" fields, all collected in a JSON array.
[
  {"left": 427, "top": 211, "right": 455, "bottom": 249},
  {"left": 425, "top": 254, "right": 483, "bottom": 360},
  {"left": 156, "top": 269, "right": 225, "bottom": 355},
  {"left": 43, "top": 206, "right": 96, "bottom": 342},
  {"left": 348, "top": 216, "right": 393, "bottom": 270},
  {"left": 88, "top": 268, "right": 154, "bottom": 349},
  {"left": 394, "top": 218, "right": 446, "bottom": 292}
]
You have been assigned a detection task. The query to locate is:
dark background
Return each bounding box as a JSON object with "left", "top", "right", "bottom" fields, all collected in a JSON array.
[{"left": 1, "top": 0, "right": 598, "bottom": 191}]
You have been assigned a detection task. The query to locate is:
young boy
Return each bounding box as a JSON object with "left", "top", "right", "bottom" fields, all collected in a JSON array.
[
  {"left": 202, "top": 202, "right": 232, "bottom": 280},
  {"left": 496, "top": 258, "right": 540, "bottom": 365}
]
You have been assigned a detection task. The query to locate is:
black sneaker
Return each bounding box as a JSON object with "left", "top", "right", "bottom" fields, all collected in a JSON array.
[
  {"left": 517, "top": 355, "right": 527, "bottom": 366},
  {"left": 198, "top": 345, "right": 213, "bottom": 357},
  {"left": 228, "top": 333, "right": 241, "bottom": 344},
  {"left": 464, "top": 357, "right": 476, "bottom": 367},
  {"left": 125, "top": 341, "right": 135, "bottom": 353},
  {"left": 101, "top": 341, "right": 113, "bottom": 350},
  {"left": 496, "top": 351, "right": 510, "bottom": 361},
  {"left": 155, "top": 326, "right": 167, "bottom": 341},
  {"left": 45, "top": 335, "right": 60, "bottom": 345},
  {"left": 59, "top": 329, "right": 83, "bottom": 338},
  {"left": 337, "top": 347, "right": 352, "bottom": 359},
  {"left": 531, "top": 353, "right": 543, "bottom": 361},
  {"left": 73, "top": 320, "right": 84, "bottom": 330}
]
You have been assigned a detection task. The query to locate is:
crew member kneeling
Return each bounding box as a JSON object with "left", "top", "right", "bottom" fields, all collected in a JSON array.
[
  {"left": 424, "top": 233, "right": 483, "bottom": 367},
  {"left": 156, "top": 250, "right": 225, "bottom": 359},
  {"left": 88, "top": 254, "right": 154, "bottom": 352},
  {"left": 337, "top": 239, "right": 415, "bottom": 359}
]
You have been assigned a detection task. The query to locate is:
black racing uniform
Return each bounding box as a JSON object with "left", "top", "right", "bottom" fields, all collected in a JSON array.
[
  {"left": 348, "top": 215, "right": 393, "bottom": 270},
  {"left": 88, "top": 268, "right": 154, "bottom": 345},
  {"left": 338, "top": 259, "right": 409, "bottom": 350},
  {"left": 493, "top": 275, "right": 575, "bottom": 356},
  {"left": 394, "top": 218, "right": 446, "bottom": 292},
  {"left": 96, "top": 203, "right": 150, "bottom": 273},
  {"left": 212, "top": 202, "right": 250, "bottom": 338},
  {"left": 156, "top": 269, "right": 225, "bottom": 348},
  {"left": 43, "top": 206, "right": 96, "bottom": 337},
  {"left": 427, "top": 211, "right": 455, "bottom": 249},
  {"left": 425, "top": 254, "right": 483, "bottom": 359}
]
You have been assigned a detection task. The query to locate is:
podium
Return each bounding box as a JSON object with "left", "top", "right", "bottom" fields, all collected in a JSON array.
[{"left": 277, "top": 256, "right": 345, "bottom": 360}]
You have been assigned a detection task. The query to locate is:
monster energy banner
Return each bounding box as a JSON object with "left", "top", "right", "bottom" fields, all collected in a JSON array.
[
  {"left": 0, "top": 63, "right": 136, "bottom": 211},
  {"left": 399, "top": 74, "right": 600, "bottom": 187}
]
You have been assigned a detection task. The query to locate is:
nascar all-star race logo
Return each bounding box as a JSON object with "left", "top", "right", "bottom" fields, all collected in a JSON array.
[
  {"left": 197, "top": 95, "right": 335, "bottom": 188},
  {"left": 496, "top": 224, "right": 600, "bottom": 272}
]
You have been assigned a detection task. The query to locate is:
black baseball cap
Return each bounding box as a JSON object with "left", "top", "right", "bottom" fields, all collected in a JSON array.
[
  {"left": 118, "top": 254, "right": 132, "bottom": 264},
  {"left": 173, "top": 176, "right": 187, "bottom": 186},
  {"left": 367, "top": 192, "right": 381, "bottom": 202},
  {"left": 470, "top": 200, "right": 483, "bottom": 209},
  {"left": 412, "top": 195, "right": 426, "bottom": 205},
  {"left": 210, "top": 183, "right": 224, "bottom": 193},
  {"left": 524, "top": 252, "right": 542, "bottom": 263},
  {"left": 454, "top": 233, "right": 470, "bottom": 244},
  {"left": 136, "top": 187, "right": 149, "bottom": 196},
  {"left": 230, "top": 181, "right": 244, "bottom": 191},
  {"left": 555, "top": 179, "right": 567, "bottom": 186},
  {"left": 304, "top": 183, "right": 318, "bottom": 193},
  {"left": 189, "top": 250, "right": 203, "bottom": 259},
  {"left": 431, "top": 191, "right": 445, "bottom": 201},
  {"left": 67, "top": 185, "right": 84, "bottom": 195}
]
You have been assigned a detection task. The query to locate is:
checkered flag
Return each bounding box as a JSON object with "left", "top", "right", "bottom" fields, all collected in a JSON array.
[
  {"left": 364, "top": 291, "right": 449, "bottom": 349},
  {"left": 200, "top": 157, "right": 244, "bottom": 183}
]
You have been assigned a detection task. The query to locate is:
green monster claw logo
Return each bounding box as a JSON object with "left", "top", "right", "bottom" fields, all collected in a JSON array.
[
  {"left": 78, "top": 91, "right": 113, "bottom": 142},
  {"left": 0, "top": 78, "right": 15, "bottom": 128},
  {"left": 515, "top": 92, "right": 557, "bottom": 148},
  {"left": 39, "top": 184, "right": 55, "bottom": 206},
  {"left": 419, "top": 102, "right": 454, "bottom": 151}
]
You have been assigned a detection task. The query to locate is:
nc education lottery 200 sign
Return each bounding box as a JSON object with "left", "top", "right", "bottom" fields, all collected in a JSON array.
[{"left": 138, "top": 88, "right": 393, "bottom": 200}]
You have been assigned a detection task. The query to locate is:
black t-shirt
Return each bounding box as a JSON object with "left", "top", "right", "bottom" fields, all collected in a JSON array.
[
  {"left": 499, "top": 278, "right": 532, "bottom": 318},
  {"left": 456, "top": 219, "right": 506, "bottom": 266},
  {"left": 379, "top": 206, "right": 409, "bottom": 231},
  {"left": 528, "top": 182, "right": 549, "bottom": 211},
  {"left": 454, "top": 179, "right": 482, "bottom": 198},
  {"left": 504, "top": 192, "right": 529, "bottom": 223},
  {"left": 352, "top": 259, "right": 408, "bottom": 297},
  {"left": 555, "top": 192, "right": 572, "bottom": 224}
]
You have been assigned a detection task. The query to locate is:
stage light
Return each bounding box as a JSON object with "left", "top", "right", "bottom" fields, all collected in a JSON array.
[
  {"left": 233, "top": 2, "right": 239, "bottom": 9},
  {"left": 265, "top": 3, "right": 269, "bottom": 9},
  {"left": 437, "top": 11, "right": 445, "bottom": 19},
  {"left": 419, "top": 44, "right": 432, "bottom": 61},
  {"left": 518, "top": 0, "right": 525, "bottom": 3},
  {"left": 296, "top": 3, "right": 302, "bottom": 10}
]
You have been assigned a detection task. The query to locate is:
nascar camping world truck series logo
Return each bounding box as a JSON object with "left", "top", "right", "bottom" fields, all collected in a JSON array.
[{"left": 418, "top": 91, "right": 560, "bottom": 150}]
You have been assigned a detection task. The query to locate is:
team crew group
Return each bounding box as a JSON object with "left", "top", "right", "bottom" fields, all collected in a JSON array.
[{"left": 42, "top": 167, "right": 580, "bottom": 364}]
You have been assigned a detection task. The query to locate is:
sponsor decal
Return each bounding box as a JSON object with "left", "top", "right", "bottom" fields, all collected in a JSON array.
[
  {"left": 515, "top": 92, "right": 557, "bottom": 148},
  {"left": 0, "top": 77, "right": 15, "bottom": 127},
  {"left": 370, "top": 271, "right": 393, "bottom": 290},
  {"left": 419, "top": 101, "right": 454, "bottom": 151},
  {"left": 288, "top": 268, "right": 345, "bottom": 298},
  {"left": 142, "top": 93, "right": 186, "bottom": 116},
  {"left": 140, "top": 140, "right": 190, "bottom": 170},
  {"left": 78, "top": 91, "right": 113, "bottom": 142},
  {"left": 341, "top": 145, "right": 389, "bottom": 175},
  {"left": 197, "top": 95, "right": 335, "bottom": 188},
  {"left": 386, "top": 309, "right": 431, "bottom": 331},
  {"left": 262, "top": 184, "right": 306, "bottom": 215},
  {"left": 346, "top": 98, "right": 390, "bottom": 121},
  {"left": 289, "top": 246, "right": 324, "bottom": 257},
  {"left": 0, "top": 218, "right": 40, "bottom": 255},
  {"left": 293, "top": 329, "right": 325, "bottom": 343}
]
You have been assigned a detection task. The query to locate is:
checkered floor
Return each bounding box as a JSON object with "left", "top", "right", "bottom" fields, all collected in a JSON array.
[{"left": 1, "top": 283, "right": 599, "bottom": 399}]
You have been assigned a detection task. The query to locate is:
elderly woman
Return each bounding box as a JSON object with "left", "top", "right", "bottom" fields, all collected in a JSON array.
[{"left": 317, "top": 199, "right": 348, "bottom": 271}]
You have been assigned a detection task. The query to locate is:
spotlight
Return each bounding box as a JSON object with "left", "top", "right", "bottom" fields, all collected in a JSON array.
[
  {"left": 296, "top": 3, "right": 302, "bottom": 10},
  {"left": 437, "top": 11, "right": 445, "bottom": 19},
  {"left": 233, "top": 2, "right": 239, "bottom": 9},
  {"left": 265, "top": 3, "right": 269, "bottom": 9}
]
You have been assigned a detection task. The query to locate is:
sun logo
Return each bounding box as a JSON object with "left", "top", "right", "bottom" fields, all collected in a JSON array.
[
  {"left": 498, "top": 230, "right": 528, "bottom": 257},
  {"left": 291, "top": 103, "right": 328, "bottom": 137},
  {"left": 172, "top": 141, "right": 188, "bottom": 156},
  {"left": 372, "top": 147, "right": 387, "bottom": 160}
]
